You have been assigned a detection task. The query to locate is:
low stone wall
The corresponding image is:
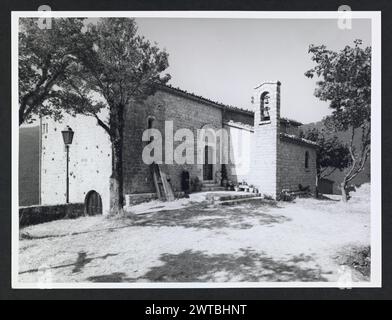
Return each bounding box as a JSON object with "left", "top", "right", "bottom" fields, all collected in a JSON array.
[
  {"left": 125, "top": 193, "right": 158, "bottom": 206},
  {"left": 19, "top": 203, "right": 85, "bottom": 227},
  {"left": 125, "top": 192, "right": 186, "bottom": 206}
]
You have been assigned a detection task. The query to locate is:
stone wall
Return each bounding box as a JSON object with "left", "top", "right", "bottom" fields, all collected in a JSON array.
[
  {"left": 19, "top": 203, "right": 85, "bottom": 227},
  {"left": 223, "top": 109, "right": 253, "bottom": 126},
  {"left": 277, "top": 139, "right": 317, "bottom": 194},
  {"left": 39, "top": 87, "right": 255, "bottom": 213},
  {"left": 248, "top": 81, "right": 281, "bottom": 197},
  {"left": 39, "top": 82, "right": 316, "bottom": 210},
  {"left": 123, "top": 88, "right": 223, "bottom": 195}
]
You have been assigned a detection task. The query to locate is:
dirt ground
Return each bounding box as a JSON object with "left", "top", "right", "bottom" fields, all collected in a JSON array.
[{"left": 18, "top": 185, "right": 371, "bottom": 284}]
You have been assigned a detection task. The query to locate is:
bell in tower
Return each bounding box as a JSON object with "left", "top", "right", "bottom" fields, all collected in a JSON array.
[{"left": 260, "top": 92, "right": 271, "bottom": 121}]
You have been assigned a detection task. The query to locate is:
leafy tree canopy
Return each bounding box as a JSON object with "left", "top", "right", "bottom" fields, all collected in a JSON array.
[
  {"left": 305, "top": 40, "right": 371, "bottom": 200},
  {"left": 57, "top": 18, "right": 171, "bottom": 135},
  {"left": 305, "top": 39, "right": 371, "bottom": 131},
  {"left": 301, "top": 128, "right": 350, "bottom": 179},
  {"left": 19, "top": 18, "right": 85, "bottom": 125}
]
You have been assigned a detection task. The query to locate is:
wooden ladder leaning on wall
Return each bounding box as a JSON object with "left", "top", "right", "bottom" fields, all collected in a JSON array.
[{"left": 151, "top": 163, "right": 175, "bottom": 201}]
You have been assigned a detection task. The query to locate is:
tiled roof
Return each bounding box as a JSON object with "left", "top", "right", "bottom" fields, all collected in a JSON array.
[
  {"left": 279, "top": 132, "right": 319, "bottom": 148},
  {"left": 157, "top": 84, "right": 304, "bottom": 127},
  {"left": 223, "top": 120, "right": 254, "bottom": 132},
  {"left": 158, "top": 84, "right": 253, "bottom": 116},
  {"left": 280, "top": 118, "right": 303, "bottom": 127}
]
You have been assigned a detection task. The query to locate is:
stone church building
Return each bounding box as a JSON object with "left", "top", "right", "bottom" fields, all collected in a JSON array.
[{"left": 39, "top": 81, "right": 318, "bottom": 214}]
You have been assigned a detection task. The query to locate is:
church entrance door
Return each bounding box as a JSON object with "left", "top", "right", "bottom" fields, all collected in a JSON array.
[{"left": 203, "top": 146, "right": 213, "bottom": 180}]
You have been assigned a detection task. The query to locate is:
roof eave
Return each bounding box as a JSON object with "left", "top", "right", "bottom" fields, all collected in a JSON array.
[
  {"left": 157, "top": 84, "right": 253, "bottom": 116},
  {"left": 279, "top": 133, "right": 319, "bottom": 148}
]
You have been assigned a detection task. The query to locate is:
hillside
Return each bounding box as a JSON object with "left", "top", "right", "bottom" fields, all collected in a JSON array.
[
  {"left": 19, "top": 126, "right": 40, "bottom": 206},
  {"left": 301, "top": 121, "right": 370, "bottom": 194}
]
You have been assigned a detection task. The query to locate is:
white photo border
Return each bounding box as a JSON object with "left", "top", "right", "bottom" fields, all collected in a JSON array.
[{"left": 11, "top": 11, "right": 382, "bottom": 289}]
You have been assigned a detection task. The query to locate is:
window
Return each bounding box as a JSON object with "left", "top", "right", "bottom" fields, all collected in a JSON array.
[
  {"left": 147, "top": 116, "right": 155, "bottom": 143},
  {"left": 147, "top": 117, "right": 154, "bottom": 129},
  {"left": 260, "top": 92, "right": 271, "bottom": 122},
  {"left": 305, "top": 151, "right": 309, "bottom": 169}
]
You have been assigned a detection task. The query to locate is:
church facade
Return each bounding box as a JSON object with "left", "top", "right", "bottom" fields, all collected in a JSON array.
[{"left": 39, "top": 81, "right": 318, "bottom": 214}]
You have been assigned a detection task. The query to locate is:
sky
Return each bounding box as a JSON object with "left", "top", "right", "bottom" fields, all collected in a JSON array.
[{"left": 134, "top": 18, "right": 371, "bottom": 124}]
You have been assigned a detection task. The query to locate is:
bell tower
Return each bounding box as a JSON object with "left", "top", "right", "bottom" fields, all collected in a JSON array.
[{"left": 249, "top": 81, "right": 281, "bottom": 198}]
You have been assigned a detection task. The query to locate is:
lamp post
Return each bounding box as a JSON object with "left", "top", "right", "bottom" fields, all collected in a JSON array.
[{"left": 61, "top": 126, "right": 74, "bottom": 203}]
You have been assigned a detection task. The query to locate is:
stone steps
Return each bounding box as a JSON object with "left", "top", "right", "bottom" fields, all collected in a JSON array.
[
  {"left": 201, "top": 186, "right": 226, "bottom": 192},
  {"left": 216, "top": 196, "right": 265, "bottom": 206},
  {"left": 204, "top": 192, "right": 265, "bottom": 206},
  {"left": 202, "top": 181, "right": 218, "bottom": 186},
  {"left": 201, "top": 181, "right": 225, "bottom": 192},
  {"left": 207, "top": 193, "right": 261, "bottom": 202}
]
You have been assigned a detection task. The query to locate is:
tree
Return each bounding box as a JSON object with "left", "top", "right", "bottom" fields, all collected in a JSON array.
[
  {"left": 305, "top": 40, "right": 371, "bottom": 201},
  {"left": 301, "top": 128, "right": 350, "bottom": 198},
  {"left": 18, "top": 18, "right": 85, "bottom": 125},
  {"left": 57, "top": 18, "right": 170, "bottom": 214}
]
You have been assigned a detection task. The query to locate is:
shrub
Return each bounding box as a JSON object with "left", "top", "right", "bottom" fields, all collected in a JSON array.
[{"left": 280, "top": 189, "right": 295, "bottom": 202}]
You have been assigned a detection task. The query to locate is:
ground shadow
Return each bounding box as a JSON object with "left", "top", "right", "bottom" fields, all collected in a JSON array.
[
  {"left": 86, "top": 249, "right": 328, "bottom": 283},
  {"left": 19, "top": 203, "right": 286, "bottom": 241},
  {"left": 20, "top": 223, "right": 136, "bottom": 241},
  {"left": 19, "top": 251, "right": 118, "bottom": 275},
  {"left": 20, "top": 200, "right": 288, "bottom": 242},
  {"left": 87, "top": 272, "right": 129, "bottom": 282},
  {"left": 125, "top": 203, "right": 290, "bottom": 230}
]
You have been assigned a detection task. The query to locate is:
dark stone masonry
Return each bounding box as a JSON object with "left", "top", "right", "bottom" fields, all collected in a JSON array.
[{"left": 37, "top": 81, "right": 318, "bottom": 213}]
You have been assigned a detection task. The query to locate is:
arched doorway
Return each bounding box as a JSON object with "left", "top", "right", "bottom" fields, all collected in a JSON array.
[
  {"left": 85, "top": 190, "right": 103, "bottom": 215},
  {"left": 200, "top": 124, "right": 217, "bottom": 182},
  {"left": 203, "top": 146, "right": 213, "bottom": 180}
]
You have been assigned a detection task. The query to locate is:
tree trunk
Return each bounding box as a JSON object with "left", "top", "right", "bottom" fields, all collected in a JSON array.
[
  {"left": 19, "top": 101, "right": 27, "bottom": 126},
  {"left": 110, "top": 142, "right": 124, "bottom": 214},
  {"left": 341, "top": 180, "right": 349, "bottom": 202},
  {"left": 340, "top": 126, "right": 370, "bottom": 203},
  {"left": 19, "top": 109, "right": 25, "bottom": 126},
  {"left": 315, "top": 172, "right": 320, "bottom": 198},
  {"left": 109, "top": 105, "right": 125, "bottom": 215}
]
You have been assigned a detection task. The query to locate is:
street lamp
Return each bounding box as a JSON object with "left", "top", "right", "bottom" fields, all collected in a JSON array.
[{"left": 61, "top": 126, "right": 74, "bottom": 203}]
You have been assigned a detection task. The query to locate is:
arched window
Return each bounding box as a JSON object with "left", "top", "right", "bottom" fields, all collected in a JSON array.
[
  {"left": 147, "top": 116, "right": 155, "bottom": 143},
  {"left": 147, "top": 117, "right": 155, "bottom": 129},
  {"left": 305, "top": 151, "right": 309, "bottom": 169},
  {"left": 260, "top": 92, "right": 271, "bottom": 121}
]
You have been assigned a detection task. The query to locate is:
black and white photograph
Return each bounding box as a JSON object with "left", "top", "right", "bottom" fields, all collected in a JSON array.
[{"left": 12, "top": 10, "right": 381, "bottom": 289}]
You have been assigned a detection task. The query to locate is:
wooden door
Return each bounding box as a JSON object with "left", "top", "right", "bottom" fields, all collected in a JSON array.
[
  {"left": 86, "top": 191, "right": 102, "bottom": 215},
  {"left": 203, "top": 146, "right": 213, "bottom": 180}
]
